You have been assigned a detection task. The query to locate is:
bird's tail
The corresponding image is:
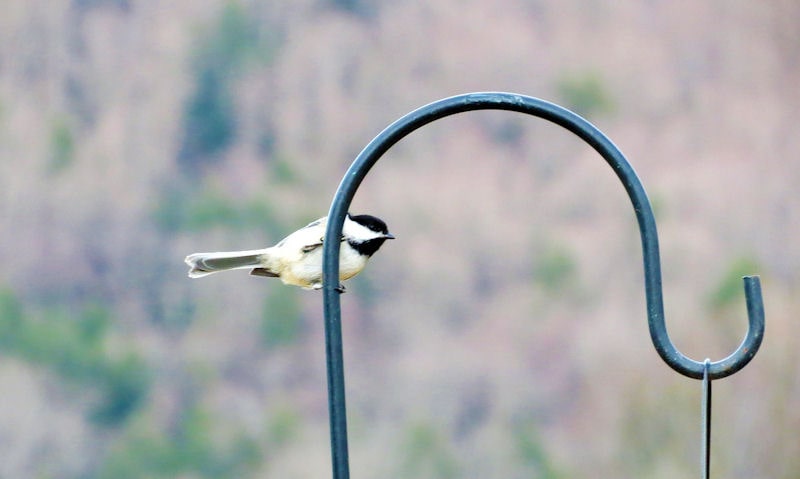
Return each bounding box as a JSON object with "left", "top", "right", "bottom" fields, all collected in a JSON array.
[{"left": 185, "top": 249, "right": 269, "bottom": 278}]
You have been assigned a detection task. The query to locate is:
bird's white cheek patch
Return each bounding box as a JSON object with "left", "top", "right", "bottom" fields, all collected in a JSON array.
[{"left": 343, "top": 219, "right": 384, "bottom": 241}]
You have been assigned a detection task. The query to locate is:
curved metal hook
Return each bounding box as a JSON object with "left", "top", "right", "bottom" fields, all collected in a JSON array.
[{"left": 321, "top": 92, "right": 764, "bottom": 478}]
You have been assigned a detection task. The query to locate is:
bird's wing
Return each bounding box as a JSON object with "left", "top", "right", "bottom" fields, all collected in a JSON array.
[
  {"left": 297, "top": 217, "right": 347, "bottom": 253},
  {"left": 302, "top": 217, "right": 327, "bottom": 229},
  {"left": 274, "top": 216, "right": 328, "bottom": 252},
  {"left": 301, "top": 241, "right": 323, "bottom": 253},
  {"left": 276, "top": 216, "right": 350, "bottom": 255}
]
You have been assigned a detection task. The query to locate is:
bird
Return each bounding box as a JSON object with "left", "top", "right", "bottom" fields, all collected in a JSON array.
[{"left": 184, "top": 213, "right": 394, "bottom": 291}]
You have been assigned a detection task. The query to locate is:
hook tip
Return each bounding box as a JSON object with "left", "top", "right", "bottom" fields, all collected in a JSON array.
[{"left": 742, "top": 275, "right": 763, "bottom": 302}]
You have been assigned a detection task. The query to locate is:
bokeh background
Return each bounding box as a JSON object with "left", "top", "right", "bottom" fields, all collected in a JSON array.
[{"left": 1, "top": 0, "right": 799, "bottom": 477}]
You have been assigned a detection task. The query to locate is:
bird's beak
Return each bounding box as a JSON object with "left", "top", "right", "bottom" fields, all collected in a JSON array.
[{"left": 384, "top": 232, "right": 396, "bottom": 240}]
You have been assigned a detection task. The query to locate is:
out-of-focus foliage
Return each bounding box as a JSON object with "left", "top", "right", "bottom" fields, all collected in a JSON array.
[
  {"left": 0, "top": 290, "right": 149, "bottom": 427},
  {"left": 178, "top": 1, "right": 280, "bottom": 172},
  {"left": 153, "top": 184, "right": 282, "bottom": 234},
  {"left": 706, "top": 255, "right": 760, "bottom": 312},
  {"left": 397, "top": 421, "right": 461, "bottom": 479},
  {"left": 556, "top": 70, "right": 616, "bottom": 118},
  {"left": 48, "top": 115, "right": 76, "bottom": 174},
  {"left": 97, "top": 405, "right": 262, "bottom": 479},
  {"left": 261, "top": 287, "right": 303, "bottom": 347}
]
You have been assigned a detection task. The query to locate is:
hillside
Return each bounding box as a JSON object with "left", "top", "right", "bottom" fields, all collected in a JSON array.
[{"left": 1, "top": 1, "right": 799, "bottom": 477}]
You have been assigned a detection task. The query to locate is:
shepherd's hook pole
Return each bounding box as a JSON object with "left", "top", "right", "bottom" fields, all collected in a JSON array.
[{"left": 321, "top": 92, "right": 765, "bottom": 479}]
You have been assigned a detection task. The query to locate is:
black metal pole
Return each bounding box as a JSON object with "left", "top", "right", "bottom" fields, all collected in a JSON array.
[
  {"left": 702, "top": 359, "right": 712, "bottom": 479},
  {"left": 321, "top": 92, "right": 765, "bottom": 478}
]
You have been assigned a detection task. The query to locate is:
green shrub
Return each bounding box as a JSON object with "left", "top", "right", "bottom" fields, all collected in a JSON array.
[
  {"left": 534, "top": 244, "right": 578, "bottom": 293},
  {"left": 153, "top": 185, "right": 281, "bottom": 235},
  {"left": 261, "top": 287, "right": 302, "bottom": 347},
  {"left": 512, "top": 417, "right": 566, "bottom": 478},
  {"left": 556, "top": 71, "right": 615, "bottom": 117},
  {"left": 97, "top": 405, "right": 262, "bottom": 479},
  {"left": 177, "top": 66, "right": 237, "bottom": 169},
  {"left": 48, "top": 115, "right": 76, "bottom": 174},
  {"left": 177, "top": 1, "right": 281, "bottom": 173},
  {"left": 707, "top": 256, "right": 760, "bottom": 312},
  {"left": 0, "top": 288, "right": 24, "bottom": 347},
  {"left": 264, "top": 405, "right": 301, "bottom": 448},
  {"left": 398, "top": 421, "right": 460, "bottom": 479},
  {"left": 0, "top": 293, "right": 150, "bottom": 427},
  {"left": 91, "top": 354, "right": 151, "bottom": 426},
  {"left": 327, "top": 0, "right": 376, "bottom": 18},
  {"left": 270, "top": 156, "right": 298, "bottom": 184}
]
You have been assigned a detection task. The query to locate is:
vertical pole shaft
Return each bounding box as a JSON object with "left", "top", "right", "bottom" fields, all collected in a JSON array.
[
  {"left": 702, "top": 359, "right": 712, "bottom": 479},
  {"left": 324, "top": 289, "right": 350, "bottom": 479},
  {"left": 323, "top": 193, "right": 352, "bottom": 479},
  {"left": 326, "top": 308, "right": 350, "bottom": 479}
]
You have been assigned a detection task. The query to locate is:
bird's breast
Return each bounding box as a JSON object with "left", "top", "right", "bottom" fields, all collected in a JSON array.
[{"left": 268, "top": 243, "right": 368, "bottom": 288}]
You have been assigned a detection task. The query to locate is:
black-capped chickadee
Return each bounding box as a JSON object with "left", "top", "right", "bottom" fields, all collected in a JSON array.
[{"left": 185, "top": 213, "right": 394, "bottom": 290}]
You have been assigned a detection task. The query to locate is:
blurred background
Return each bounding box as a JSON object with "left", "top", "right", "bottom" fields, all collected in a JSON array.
[{"left": 1, "top": 0, "right": 799, "bottom": 477}]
